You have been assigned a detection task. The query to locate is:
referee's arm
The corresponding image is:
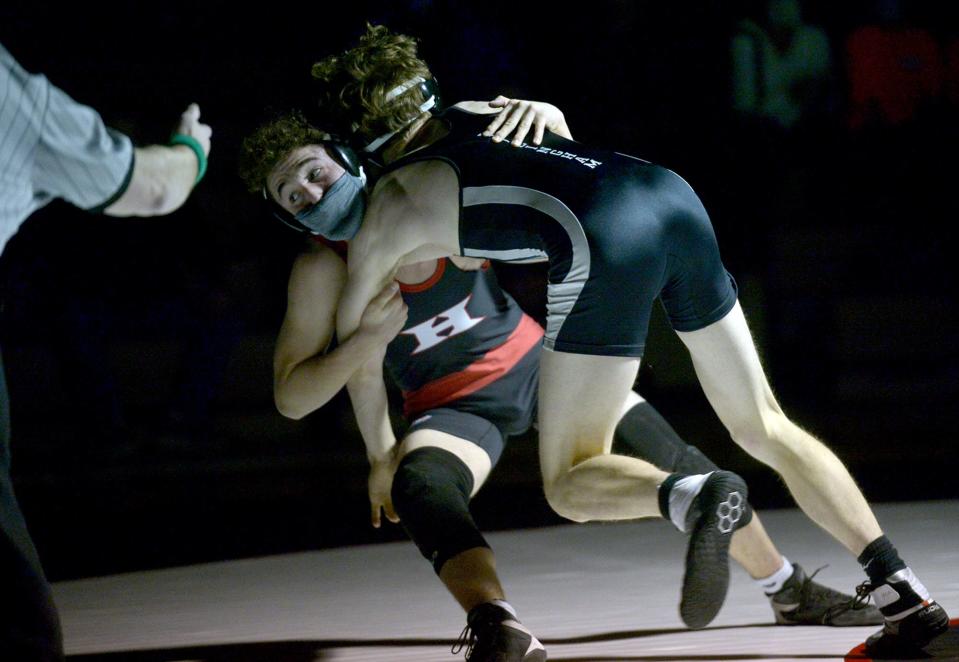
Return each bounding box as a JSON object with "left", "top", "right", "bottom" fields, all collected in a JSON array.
[{"left": 105, "top": 103, "right": 212, "bottom": 217}]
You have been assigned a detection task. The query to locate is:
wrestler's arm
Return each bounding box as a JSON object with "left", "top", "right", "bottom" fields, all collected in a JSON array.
[
  {"left": 274, "top": 244, "right": 406, "bottom": 527},
  {"left": 336, "top": 162, "right": 461, "bottom": 344},
  {"left": 273, "top": 243, "right": 406, "bottom": 421},
  {"left": 337, "top": 162, "right": 460, "bottom": 461},
  {"left": 336, "top": 261, "right": 400, "bottom": 462}
]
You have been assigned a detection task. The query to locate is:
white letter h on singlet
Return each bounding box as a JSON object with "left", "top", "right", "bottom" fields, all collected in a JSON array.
[{"left": 402, "top": 295, "right": 485, "bottom": 354}]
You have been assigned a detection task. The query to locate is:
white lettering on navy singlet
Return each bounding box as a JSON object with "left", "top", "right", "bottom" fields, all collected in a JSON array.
[
  {"left": 474, "top": 134, "right": 602, "bottom": 169},
  {"left": 402, "top": 295, "right": 486, "bottom": 354}
]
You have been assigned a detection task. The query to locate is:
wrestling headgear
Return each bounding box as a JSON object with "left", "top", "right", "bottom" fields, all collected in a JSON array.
[{"left": 360, "top": 76, "right": 443, "bottom": 155}]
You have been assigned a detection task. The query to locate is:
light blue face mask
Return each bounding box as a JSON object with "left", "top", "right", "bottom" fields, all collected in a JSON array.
[{"left": 294, "top": 170, "right": 367, "bottom": 241}]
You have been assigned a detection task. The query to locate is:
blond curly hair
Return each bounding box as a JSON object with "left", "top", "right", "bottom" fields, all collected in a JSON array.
[{"left": 311, "top": 24, "right": 433, "bottom": 146}]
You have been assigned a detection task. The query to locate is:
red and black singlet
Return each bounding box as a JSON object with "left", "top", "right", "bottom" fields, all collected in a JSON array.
[{"left": 386, "top": 259, "right": 542, "bottom": 431}]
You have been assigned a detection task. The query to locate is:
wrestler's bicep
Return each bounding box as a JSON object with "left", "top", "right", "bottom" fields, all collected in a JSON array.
[{"left": 274, "top": 248, "right": 346, "bottom": 379}]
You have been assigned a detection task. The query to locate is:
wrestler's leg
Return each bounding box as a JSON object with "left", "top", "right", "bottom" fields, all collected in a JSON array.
[
  {"left": 612, "top": 390, "right": 781, "bottom": 579},
  {"left": 396, "top": 429, "right": 500, "bottom": 610},
  {"left": 395, "top": 423, "right": 546, "bottom": 659},
  {"left": 535, "top": 349, "right": 666, "bottom": 522},
  {"left": 612, "top": 390, "right": 883, "bottom": 626},
  {"left": 538, "top": 348, "right": 751, "bottom": 628},
  {"left": 678, "top": 301, "right": 948, "bottom": 646},
  {"left": 676, "top": 301, "right": 881, "bottom": 553}
]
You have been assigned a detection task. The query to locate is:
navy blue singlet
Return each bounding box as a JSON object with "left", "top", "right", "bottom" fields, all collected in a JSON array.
[{"left": 386, "top": 108, "right": 738, "bottom": 357}]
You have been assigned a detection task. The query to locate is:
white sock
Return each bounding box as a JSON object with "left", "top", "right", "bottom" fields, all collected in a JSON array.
[
  {"left": 491, "top": 599, "right": 517, "bottom": 619},
  {"left": 667, "top": 472, "right": 712, "bottom": 533},
  {"left": 756, "top": 556, "right": 793, "bottom": 595}
]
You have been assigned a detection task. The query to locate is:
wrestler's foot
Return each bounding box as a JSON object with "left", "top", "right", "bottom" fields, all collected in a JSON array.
[
  {"left": 770, "top": 563, "right": 884, "bottom": 626},
  {"left": 680, "top": 471, "right": 751, "bottom": 629},
  {"left": 861, "top": 570, "right": 950, "bottom": 656},
  {"left": 453, "top": 602, "right": 547, "bottom": 662}
]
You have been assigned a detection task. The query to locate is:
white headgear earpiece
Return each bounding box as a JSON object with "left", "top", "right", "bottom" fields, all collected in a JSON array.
[{"left": 362, "top": 76, "right": 438, "bottom": 153}]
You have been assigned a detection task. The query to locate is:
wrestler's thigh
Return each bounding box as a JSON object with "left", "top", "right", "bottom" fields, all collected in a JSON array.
[
  {"left": 675, "top": 300, "right": 781, "bottom": 432},
  {"left": 400, "top": 412, "right": 499, "bottom": 496},
  {"left": 536, "top": 348, "right": 640, "bottom": 486}
]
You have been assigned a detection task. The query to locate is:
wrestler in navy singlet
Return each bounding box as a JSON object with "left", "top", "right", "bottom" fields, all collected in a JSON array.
[
  {"left": 385, "top": 259, "right": 542, "bottom": 464},
  {"left": 385, "top": 108, "right": 738, "bottom": 357}
]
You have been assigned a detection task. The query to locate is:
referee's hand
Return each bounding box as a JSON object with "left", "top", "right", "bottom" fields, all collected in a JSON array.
[{"left": 175, "top": 103, "right": 212, "bottom": 157}]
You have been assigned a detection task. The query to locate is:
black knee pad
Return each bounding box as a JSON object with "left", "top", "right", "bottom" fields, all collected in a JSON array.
[
  {"left": 391, "top": 447, "right": 490, "bottom": 574},
  {"left": 613, "top": 401, "right": 720, "bottom": 474}
]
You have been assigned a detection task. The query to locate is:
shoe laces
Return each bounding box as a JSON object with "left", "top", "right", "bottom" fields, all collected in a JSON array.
[
  {"left": 452, "top": 621, "right": 477, "bottom": 659},
  {"left": 454, "top": 604, "right": 509, "bottom": 660},
  {"left": 852, "top": 580, "right": 876, "bottom": 608},
  {"left": 796, "top": 564, "right": 827, "bottom": 601},
  {"left": 822, "top": 578, "right": 875, "bottom": 623},
  {"left": 806, "top": 564, "right": 827, "bottom": 584}
]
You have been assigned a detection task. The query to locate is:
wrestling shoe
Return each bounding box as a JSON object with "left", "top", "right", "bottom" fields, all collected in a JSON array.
[
  {"left": 679, "top": 470, "right": 752, "bottom": 629},
  {"left": 453, "top": 602, "right": 547, "bottom": 662},
  {"left": 859, "top": 569, "right": 950, "bottom": 656},
  {"left": 770, "top": 563, "right": 883, "bottom": 626}
]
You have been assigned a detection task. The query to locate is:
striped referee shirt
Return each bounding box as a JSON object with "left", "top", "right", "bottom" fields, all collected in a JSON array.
[{"left": 1, "top": 42, "right": 134, "bottom": 252}]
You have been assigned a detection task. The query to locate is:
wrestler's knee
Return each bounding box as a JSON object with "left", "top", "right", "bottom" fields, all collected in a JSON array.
[
  {"left": 543, "top": 474, "right": 591, "bottom": 523},
  {"left": 727, "top": 408, "right": 797, "bottom": 467},
  {"left": 392, "top": 447, "right": 473, "bottom": 514},
  {"left": 392, "top": 447, "right": 487, "bottom": 574}
]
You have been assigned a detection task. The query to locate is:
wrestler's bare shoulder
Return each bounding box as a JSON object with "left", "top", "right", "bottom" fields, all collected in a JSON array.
[
  {"left": 360, "top": 159, "right": 460, "bottom": 263},
  {"left": 371, "top": 159, "right": 458, "bottom": 204},
  {"left": 286, "top": 244, "right": 347, "bottom": 308},
  {"left": 290, "top": 243, "right": 345, "bottom": 284}
]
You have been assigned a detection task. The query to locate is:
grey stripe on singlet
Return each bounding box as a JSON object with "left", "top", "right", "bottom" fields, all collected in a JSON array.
[
  {"left": 461, "top": 247, "right": 547, "bottom": 263},
  {"left": 462, "top": 185, "right": 591, "bottom": 347}
]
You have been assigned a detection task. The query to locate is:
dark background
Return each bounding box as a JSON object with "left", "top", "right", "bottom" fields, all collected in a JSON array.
[{"left": 0, "top": 0, "right": 957, "bottom": 582}]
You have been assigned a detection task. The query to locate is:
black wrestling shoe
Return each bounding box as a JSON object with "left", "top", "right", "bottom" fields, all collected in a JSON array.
[
  {"left": 453, "top": 603, "right": 547, "bottom": 662},
  {"left": 859, "top": 571, "right": 950, "bottom": 656},
  {"left": 679, "top": 471, "right": 751, "bottom": 629},
  {"left": 770, "top": 563, "right": 884, "bottom": 626}
]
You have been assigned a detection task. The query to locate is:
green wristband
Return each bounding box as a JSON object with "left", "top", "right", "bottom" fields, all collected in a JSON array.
[{"left": 169, "top": 133, "right": 208, "bottom": 184}]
